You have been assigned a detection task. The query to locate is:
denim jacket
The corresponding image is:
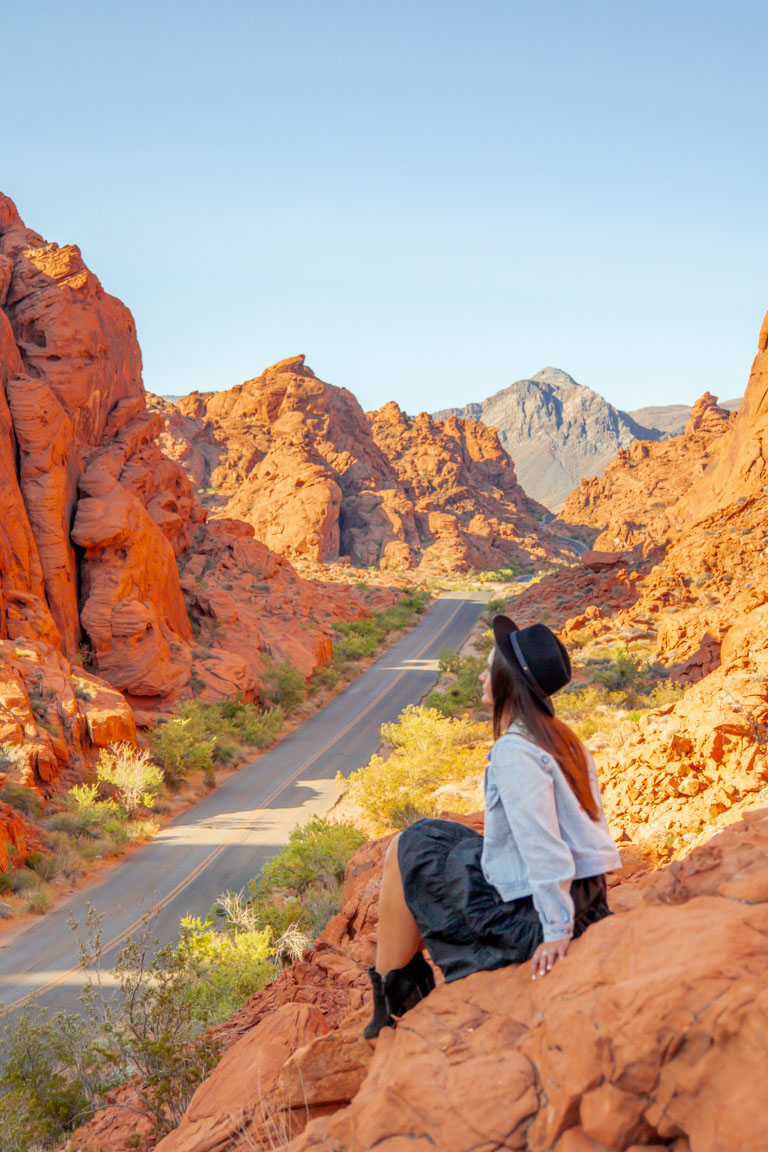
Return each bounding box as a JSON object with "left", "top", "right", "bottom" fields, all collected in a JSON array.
[{"left": 481, "top": 723, "right": 621, "bottom": 942}]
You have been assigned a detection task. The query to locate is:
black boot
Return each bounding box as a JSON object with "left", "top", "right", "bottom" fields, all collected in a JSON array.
[
  {"left": 363, "top": 953, "right": 435, "bottom": 1039},
  {"left": 384, "top": 950, "right": 435, "bottom": 1019},
  {"left": 363, "top": 967, "right": 393, "bottom": 1039}
]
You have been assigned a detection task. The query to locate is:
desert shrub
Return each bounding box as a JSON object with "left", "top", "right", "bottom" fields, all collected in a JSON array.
[
  {"left": 0, "top": 782, "right": 41, "bottom": 819},
  {"left": 592, "top": 648, "right": 651, "bottom": 701},
  {"left": 261, "top": 659, "right": 306, "bottom": 711},
  {"left": 171, "top": 915, "right": 274, "bottom": 1022},
  {"left": 0, "top": 1007, "right": 103, "bottom": 1150},
  {"left": 340, "top": 706, "right": 488, "bottom": 831},
  {"left": 272, "top": 923, "right": 311, "bottom": 971},
  {"left": 258, "top": 818, "right": 366, "bottom": 897},
  {"left": 150, "top": 699, "right": 286, "bottom": 788},
  {"left": 26, "top": 851, "right": 60, "bottom": 883},
  {"left": 77, "top": 909, "right": 226, "bottom": 1140},
  {"left": 148, "top": 713, "right": 215, "bottom": 789},
  {"left": 242, "top": 817, "right": 366, "bottom": 941},
  {"left": 481, "top": 598, "right": 508, "bottom": 626},
  {"left": 0, "top": 869, "right": 36, "bottom": 896},
  {"left": 477, "top": 562, "right": 521, "bottom": 583},
  {"left": 425, "top": 651, "right": 486, "bottom": 717},
  {"left": 45, "top": 785, "right": 125, "bottom": 844},
  {"left": 96, "top": 743, "right": 164, "bottom": 813},
  {"left": 329, "top": 588, "right": 429, "bottom": 671},
  {"left": 645, "top": 681, "right": 686, "bottom": 707},
  {"left": 26, "top": 884, "right": 51, "bottom": 915},
  {"left": 0, "top": 746, "right": 29, "bottom": 778}
]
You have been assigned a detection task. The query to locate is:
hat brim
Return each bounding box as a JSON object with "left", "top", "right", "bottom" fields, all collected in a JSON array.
[{"left": 492, "top": 614, "right": 555, "bottom": 717}]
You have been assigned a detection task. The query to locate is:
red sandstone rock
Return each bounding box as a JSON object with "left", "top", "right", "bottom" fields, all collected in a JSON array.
[
  {"left": 680, "top": 312, "right": 768, "bottom": 520},
  {"left": 149, "top": 358, "right": 567, "bottom": 575},
  {"left": 0, "top": 638, "right": 135, "bottom": 789},
  {"left": 581, "top": 548, "right": 630, "bottom": 571},
  {"left": 5, "top": 373, "right": 81, "bottom": 652},
  {"left": 71, "top": 811, "right": 768, "bottom": 1152},
  {"left": 558, "top": 392, "right": 734, "bottom": 551}
]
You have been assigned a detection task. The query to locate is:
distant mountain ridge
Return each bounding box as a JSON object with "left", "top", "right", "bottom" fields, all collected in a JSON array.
[
  {"left": 436, "top": 368, "right": 742, "bottom": 511},
  {"left": 436, "top": 368, "right": 661, "bottom": 511},
  {"left": 628, "top": 398, "right": 741, "bottom": 437}
]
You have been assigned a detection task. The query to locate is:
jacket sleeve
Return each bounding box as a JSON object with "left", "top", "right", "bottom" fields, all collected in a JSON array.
[{"left": 491, "top": 738, "right": 576, "bottom": 942}]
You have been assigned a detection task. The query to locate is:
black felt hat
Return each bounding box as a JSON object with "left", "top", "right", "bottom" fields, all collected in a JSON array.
[{"left": 492, "top": 615, "right": 571, "bottom": 717}]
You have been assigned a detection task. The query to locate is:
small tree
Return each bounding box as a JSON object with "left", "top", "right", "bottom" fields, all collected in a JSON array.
[{"left": 96, "top": 743, "right": 163, "bottom": 813}]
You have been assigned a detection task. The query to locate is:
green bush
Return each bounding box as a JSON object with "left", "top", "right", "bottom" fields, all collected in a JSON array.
[
  {"left": 0, "top": 783, "right": 41, "bottom": 819},
  {"left": 172, "top": 915, "right": 274, "bottom": 1021},
  {"left": 149, "top": 699, "right": 286, "bottom": 788},
  {"left": 96, "top": 743, "right": 164, "bottom": 813},
  {"left": 340, "top": 706, "right": 488, "bottom": 831},
  {"left": 26, "top": 852, "right": 60, "bottom": 883},
  {"left": 0, "top": 1008, "right": 103, "bottom": 1150},
  {"left": 257, "top": 818, "right": 366, "bottom": 898},
  {"left": 244, "top": 817, "right": 366, "bottom": 940},
  {"left": 592, "top": 647, "right": 651, "bottom": 701},
  {"left": 76, "top": 908, "right": 226, "bottom": 1140},
  {"left": 425, "top": 651, "right": 486, "bottom": 717},
  {"left": 328, "top": 588, "right": 430, "bottom": 672},
  {"left": 148, "top": 713, "right": 215, "bottom": 789},
  {"left": 261, "top": 659, "right": 306, "bottom": 710},
  {"left": 481, "top": 598, "right": 508, "bottom": 626}
]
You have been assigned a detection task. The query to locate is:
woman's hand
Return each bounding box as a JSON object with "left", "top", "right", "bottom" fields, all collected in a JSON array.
[{"left": 530, "top": 937, "right": 570, "bottom": 980}]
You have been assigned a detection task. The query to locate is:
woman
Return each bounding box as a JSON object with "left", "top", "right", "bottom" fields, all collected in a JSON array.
[{"left": 364, "top": 615, "right": 621, "bottom": 1039}]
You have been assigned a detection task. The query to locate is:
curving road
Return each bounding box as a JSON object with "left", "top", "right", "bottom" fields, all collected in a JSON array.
[{"left": 0, "top": 590, "right": 489, "bottom": 1016}]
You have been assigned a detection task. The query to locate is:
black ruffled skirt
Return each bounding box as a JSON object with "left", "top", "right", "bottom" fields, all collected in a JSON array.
[{"left": 398, "top": 817, "right": 611, "bottom": 982}]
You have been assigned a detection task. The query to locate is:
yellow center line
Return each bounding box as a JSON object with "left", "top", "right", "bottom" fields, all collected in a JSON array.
[{"left": 4, "top": 594, "right": 473, "bottom": 1010}]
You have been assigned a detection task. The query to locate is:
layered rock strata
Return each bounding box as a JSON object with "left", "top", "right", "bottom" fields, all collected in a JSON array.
[{"left": 0, "top": 193, "right": 374, "bottom": 788}]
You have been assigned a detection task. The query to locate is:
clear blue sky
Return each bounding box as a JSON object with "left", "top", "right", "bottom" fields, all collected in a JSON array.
[{"left": 3, "top": 1, "right": 766, "bottom": 414}]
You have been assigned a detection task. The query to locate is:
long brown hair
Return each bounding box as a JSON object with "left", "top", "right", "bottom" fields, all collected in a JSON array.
[{"left": 491, "top": 646, "right": 599, "bottom": 820}]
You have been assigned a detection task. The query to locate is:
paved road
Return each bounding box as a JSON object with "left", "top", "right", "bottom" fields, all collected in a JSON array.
[{"left": 0, "top": 590, "right": 488, "bottom": 1015}]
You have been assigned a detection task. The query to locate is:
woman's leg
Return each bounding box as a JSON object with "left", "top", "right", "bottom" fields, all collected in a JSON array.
[{"left": 375, "top": 833, "right": 423, "bottom": 974}]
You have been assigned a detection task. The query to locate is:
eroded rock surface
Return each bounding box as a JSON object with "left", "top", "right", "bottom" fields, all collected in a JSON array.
[
  {"left": 0, "top": 194, "right": 378, "bottom": 763},
  {"left": 150, "top": 357, "right": 566, "bottom": 574},
  {"left": 70, "top": 811, "right": 768, "bottom": 1152},
  {"left": 558, "top": 392, "right": 735, "bottom": 551}
]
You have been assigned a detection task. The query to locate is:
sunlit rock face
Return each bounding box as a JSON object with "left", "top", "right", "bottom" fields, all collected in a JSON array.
[
  {"left": 558, "top": 390, "right": 735, "bottom": 551},
  {"left": 0, "top": 193, "right": 372, "bottom": 788},
  {"left": 150, "top": 355, "right": 569, "bottom": 575},
  {"left": 69, "top": 811, "right": 768, "bottom": 1152}
]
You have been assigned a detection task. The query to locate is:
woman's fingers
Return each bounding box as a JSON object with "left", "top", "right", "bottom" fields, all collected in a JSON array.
[{"left": 531, "top": 939, "right": 569, "bottom": 979}]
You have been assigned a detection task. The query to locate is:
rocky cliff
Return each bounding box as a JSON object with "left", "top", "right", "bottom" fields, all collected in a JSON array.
[
  {"left": 66, "top": 312, "right": 768, "bottom": 1152},
  {"left": 151, "top": 359, "right": 567, "bottom": 574},
  {"left": 0, "top": 193, "right": 376, "bottom": 796},
  {"left": 557, "top": 392, "right": 735, "bottom": 550},
  {"left": 69, "top": 807, "right": 768, "bottom": 1152},
  {"left": 436, "top": 367, "right": 661, "bottom": 512}
]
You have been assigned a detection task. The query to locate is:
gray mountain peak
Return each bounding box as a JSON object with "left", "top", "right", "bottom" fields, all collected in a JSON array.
[{"left": 436, "top": 369, "right": 659, "bottom": 512}]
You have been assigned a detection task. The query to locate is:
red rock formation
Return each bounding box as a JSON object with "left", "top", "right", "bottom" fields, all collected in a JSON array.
[
  {"left": 0, "top": 191, "right": 195, "bottom": 688},
  {"left": 367, "top": 402, "right": 553, "bottom": 572},
  {"left": 0, "top": 192, "right": 379, "bottom": 778},
  {"left": 0, "top": 637, "right": 135, "bottom": 789},
  {"left": 150, "top": 358, "right": 566, "bottom": 575},
  {"left": 558, "top": 392, "right": 734, "bottom": 551},
  {"left": 676, "top": 312, "right": 768, "bottom": 520},
  {"left": 70, "top": 811, "right": 768, "bottom": 1152}
]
